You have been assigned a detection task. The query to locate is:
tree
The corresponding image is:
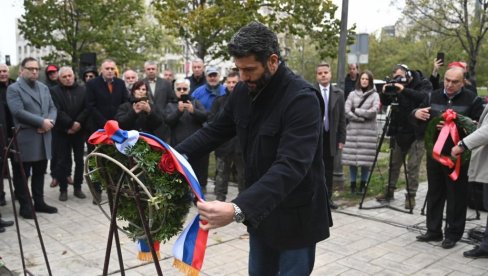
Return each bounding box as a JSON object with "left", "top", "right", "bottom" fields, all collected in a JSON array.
[
  {"left": 152, "top": 0, "right": 351, "bottom": 62},
  {"left": 18, "top": 0, "right": 171, "bottom": 73},
  {"left": 401, "top": 0, "right": 488, "bottom": 81}
]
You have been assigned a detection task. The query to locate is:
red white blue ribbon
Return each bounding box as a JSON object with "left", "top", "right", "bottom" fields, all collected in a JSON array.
[{"left": 88, "top": 120, "right": 208, "bottom": 274}]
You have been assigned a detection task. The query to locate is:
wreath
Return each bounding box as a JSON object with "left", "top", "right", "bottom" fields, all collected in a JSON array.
[
  {"left": 88, "top": 140, "right": 191, "bottom": 242},
  {"left": 86, "top": 121, "right": 208, "bottom": 274},
  {"left": 424, "top": 110, "right": 476, "bottom": 165}
]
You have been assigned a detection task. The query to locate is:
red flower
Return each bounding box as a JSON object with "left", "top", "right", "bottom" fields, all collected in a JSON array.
[{"left": 159, "top": 153, "right": 175, "bottom": 174}]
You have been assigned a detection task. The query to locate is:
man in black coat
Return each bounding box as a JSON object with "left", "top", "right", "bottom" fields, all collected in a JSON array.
[
  {"left": 51, "top": 66, "right": 89, "bottom": 201},
  {"left": 344, "top": 63, "right": 359, "bottom": 99},
  {"left": 187, "top": 58, "right": 206, "bottom": 94},
  {"left": 85, "top": 59, "right": 128, "bottom": 201},
  {"left": 175, "top": 22, "right": 331, "bottom": 275}
]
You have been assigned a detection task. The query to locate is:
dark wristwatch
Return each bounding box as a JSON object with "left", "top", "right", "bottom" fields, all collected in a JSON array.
[
  {"left": 457, "top": 140, "right": 468, "bottom": 150},
  {"left": 231, "top": 203, "right": 245, "bottom": 223}
]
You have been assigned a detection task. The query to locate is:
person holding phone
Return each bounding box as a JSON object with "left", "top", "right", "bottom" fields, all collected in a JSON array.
[
  {"left": 430, "top": 53, "right": 478, "bottom": 94},
  {"left": 115, "top": 80, "right": 162, "bottom": 136},
  {"left": 165, "top": 79, "right": 208, "bottom": 187}
]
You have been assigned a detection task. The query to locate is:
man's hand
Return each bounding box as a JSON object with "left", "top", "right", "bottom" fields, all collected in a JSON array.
[
  {"left": 182, "top": 102, "right": 194, "bottom": 113},
  {"left": 196, "top": 200, "right": 235, "bottom": 230},
  {"left": 41, "top": 119, "right": 54, "bottom": 132},
  {"left": 338, "top": 142, "right": 344, "bottom": 150},
  {"left": 394, "top": 83, "right": 404, "bottom": 93},
  {"left": 451, "top": 145, "right": 464, "bottom": 157},
  {"left": 70, "top": 121, "right": 81, "bottom": 133},
  {"left": 414, "top": 107, "right": 431, "bottom": 121},
  {"left": 133, "top": 102, "right": 143, "bottom": 113}
]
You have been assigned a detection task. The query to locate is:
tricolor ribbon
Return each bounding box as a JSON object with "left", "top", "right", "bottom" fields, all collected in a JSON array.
[
  {"left": 432, "top": 109, "right": 461, "bottom": 181},
  {"left": 88, "top": 120, "right": 208, "bottom": 275}
]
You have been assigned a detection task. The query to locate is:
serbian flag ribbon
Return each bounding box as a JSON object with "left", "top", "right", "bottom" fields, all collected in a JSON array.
[
  {"left": 432, "top": 109, "right": 461, "bottom": 181},
  {"left": 88, "top": 121, "right": 208, "bottom": 275}
]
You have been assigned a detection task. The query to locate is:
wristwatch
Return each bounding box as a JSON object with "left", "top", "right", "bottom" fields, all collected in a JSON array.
[
  {"left": 231, "top": 203, "right": 245, "bottom": 223},
  {"left": 457, "top": 140, "right": 468, "bottom": 150}
]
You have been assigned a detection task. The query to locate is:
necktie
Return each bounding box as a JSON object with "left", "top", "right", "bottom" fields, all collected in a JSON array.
[
  {"left": 108, "top": 81, "right": 113, "bottom": 93},
  {"left": 323, "top": 87, "right": 329, "bottom": 131}
]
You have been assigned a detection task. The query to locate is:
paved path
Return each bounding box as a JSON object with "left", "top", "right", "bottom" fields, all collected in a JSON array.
[{"left": 0, "top": 176, "right": 486, "bottom": 275}]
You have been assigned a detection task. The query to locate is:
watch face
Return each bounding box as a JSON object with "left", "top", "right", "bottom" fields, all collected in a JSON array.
[{"left": 235, "top": 213, "right": 245, "bottom": 223}]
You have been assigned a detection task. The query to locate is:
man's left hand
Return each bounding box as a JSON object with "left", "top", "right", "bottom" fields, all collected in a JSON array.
[
  {"left": 196, "top": 200, "right": 235, "bottom": 230},
  {"left": 394, "top": 83, "right": 404, "bottom": 92}
]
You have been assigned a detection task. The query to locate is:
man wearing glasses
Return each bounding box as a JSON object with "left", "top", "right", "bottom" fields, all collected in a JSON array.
[{"left": 6, "top": 57, "right": 58, "bottom": 219}]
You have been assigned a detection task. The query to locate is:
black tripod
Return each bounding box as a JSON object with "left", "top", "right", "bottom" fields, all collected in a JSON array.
[
  {"left": 359, "top": 104, "right": 414, "bottom": 214},
  {"left": 2, "top": 127, "right": 52, "bottom": 276}
]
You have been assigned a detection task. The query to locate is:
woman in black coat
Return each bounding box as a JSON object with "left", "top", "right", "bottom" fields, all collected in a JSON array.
[{"left": 115, "top": 80, "right": 162, "bottom": 136}]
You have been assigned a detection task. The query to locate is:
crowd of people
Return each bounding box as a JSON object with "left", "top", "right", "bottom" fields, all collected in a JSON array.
[{"left": 0, "top": 21, "right": 487, "bottom": 274}]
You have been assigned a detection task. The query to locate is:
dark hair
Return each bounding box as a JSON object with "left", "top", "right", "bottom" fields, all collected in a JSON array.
[
  {"left": 21, "top": 57, "right": 38, "bottom": 67},
  {"left": 130, "top": 80, "right": 147, "bottom": 96},
  {"left": 355, "top": 70, "right": 374, "bottom": 91},
  {"left": 228, "top": 22, "right": 281, "bottom": 65},
  {"left": 226, "top": 71, "right": 239, "bottom": 79}
]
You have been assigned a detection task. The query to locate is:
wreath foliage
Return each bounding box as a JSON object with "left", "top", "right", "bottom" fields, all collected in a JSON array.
[
  {"left": 89, "top": 139, "right": 191, "bottom": 243},
  {"left": 424, "top": 113, "right": 477, "bottom": 164}
]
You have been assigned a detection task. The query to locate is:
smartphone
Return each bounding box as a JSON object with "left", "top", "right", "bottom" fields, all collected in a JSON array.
[
  {"left": 179, "top": 94, "right": 190, "bottom": 103},
  {"left": 436, "top": 52, "right": 445, "bottom": 66}
]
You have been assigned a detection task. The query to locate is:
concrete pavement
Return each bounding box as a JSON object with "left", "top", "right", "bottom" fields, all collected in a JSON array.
[{"left": 0, "top": 175, "right": 486, "bottom": 275}]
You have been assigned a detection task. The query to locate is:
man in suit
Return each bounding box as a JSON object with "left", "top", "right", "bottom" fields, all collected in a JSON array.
[
  {"left": 143, "top": 61, "right": 173, "bottom": 142},
  {"left": 7, "top": 57, "right": 58, "bottom": 219},
  {"left": 315, "top": 63, "right": 346, "bottom": 209},
  {"left": 85, "top": 59, "right": 128, "bottom": 202},
  {"left": 122, "top": 69, "right": 139, "bottom": 95}
]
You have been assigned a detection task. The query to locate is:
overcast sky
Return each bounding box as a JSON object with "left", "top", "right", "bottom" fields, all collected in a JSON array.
[{"left": 0, "top": 0, "right": 404, "bottom": 65}]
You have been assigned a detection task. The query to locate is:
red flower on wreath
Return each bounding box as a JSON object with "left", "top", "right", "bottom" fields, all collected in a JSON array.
[{"left": 159, "top": 153, "right": 176, "bottom": 174}]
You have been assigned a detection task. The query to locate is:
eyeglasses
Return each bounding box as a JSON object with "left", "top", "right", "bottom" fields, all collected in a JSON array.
[
  {"left": 24, "top": 67, "right": 40, "bottom": 72},
  {"left": 176, "top": 87, "right": 188, "bottom": 91}
]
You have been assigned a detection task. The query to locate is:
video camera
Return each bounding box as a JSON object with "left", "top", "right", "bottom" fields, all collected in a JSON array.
[{"left": 383, "top": 75, "right": 408, "bottom": 95}]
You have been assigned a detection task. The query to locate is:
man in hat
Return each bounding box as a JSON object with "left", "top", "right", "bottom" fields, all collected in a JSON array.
[{"left": 44, "top": 64, "right": 59, "bottom": 89}]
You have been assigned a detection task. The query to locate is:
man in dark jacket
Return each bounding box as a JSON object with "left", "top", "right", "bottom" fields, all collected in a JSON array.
[
  {"left": 175, "top": 22, "right": 331, "bottom": 275},
  {"left": 187, "top": 58, "right": 206, "bottom": 94},
  {"left": 344, "top": 63, "right": 359, "bottom": 99},
  {"left": 51, "top": 66, "right": 89, "bottom": 201},
  {"left": 377, "top": 64, "right": 432, "bottom": 209},
  {"left": 85, "top": 59, "right": 128, "bottom": 202},
  {"left": 414, "top": 67, "right": 484, "bottom": 249}
]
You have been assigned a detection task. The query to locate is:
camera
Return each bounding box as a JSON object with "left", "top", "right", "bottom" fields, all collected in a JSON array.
[
  {"left": 383, "top": 75, "right": 408, "bottom": 95},
  {"left": 132, "top": 96, "right": 148, "bottom": 103}
]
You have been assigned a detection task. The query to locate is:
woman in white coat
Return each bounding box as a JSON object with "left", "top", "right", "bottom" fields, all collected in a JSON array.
[
  {"left": 451, "top": 103, "right": 488, "bottom": 258},
  {"left": 342, "top": 70, "right": 380, "bottom": 194}
]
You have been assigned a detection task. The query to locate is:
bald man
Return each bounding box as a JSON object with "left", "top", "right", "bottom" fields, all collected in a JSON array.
[{"left": 413, "top": 67, "right": 484, "bottom": 249}]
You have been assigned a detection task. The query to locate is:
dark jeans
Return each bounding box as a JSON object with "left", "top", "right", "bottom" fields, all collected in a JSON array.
[
  {"left": 249, "top": 232, "right": 316, "bottom": 276},
  {"left": 53, "top": 132, "right": 84, "bottom": 191},
  {"left": 50, "top": 131, "right": 72, "bottom": 180}
]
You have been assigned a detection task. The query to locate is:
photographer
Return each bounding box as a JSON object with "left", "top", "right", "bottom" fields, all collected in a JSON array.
[{"left": 376, "top": 64, "right": 432, "bottom": 209}]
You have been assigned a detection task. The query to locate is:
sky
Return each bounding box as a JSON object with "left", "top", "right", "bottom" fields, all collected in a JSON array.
[{"left": 0, "top": 0, "right": 404, "bottom": 66}]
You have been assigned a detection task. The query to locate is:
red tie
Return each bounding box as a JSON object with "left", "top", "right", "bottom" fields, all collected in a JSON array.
[{"left": 108, "top": 81, "right": 113, "bottom": 93}]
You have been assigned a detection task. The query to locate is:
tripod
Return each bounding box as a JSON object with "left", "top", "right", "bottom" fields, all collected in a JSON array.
[
  {"left": 359, "top": 104, "right": 414, "bottom": 214},
  {"left": 2, "top": 127, "right": 52, "bottom": 276}
]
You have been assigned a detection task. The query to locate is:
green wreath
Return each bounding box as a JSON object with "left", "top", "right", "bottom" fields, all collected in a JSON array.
[
  {"left": 88, "top": 140, "right": 191, "bottom": 243},
  {"left": 424, "top": 113, "right": 477, "bottom": 164}
]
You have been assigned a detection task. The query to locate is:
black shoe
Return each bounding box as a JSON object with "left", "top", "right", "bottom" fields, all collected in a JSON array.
[
  {"left": 0, "top": 218, "right": 14, "bottom": 227},
  {"left": 464, "top": 246, "right": 488, "bottom": 258},
  {"left": 34, "top": 202, "right": 58, "bottom": 214},
  {"left": 416, "top": 232, "right": 443, "bottom": 242},
  {"left": 59, "top": 191, "right": 68, "bottom": 202},
  {"left": 329, "top": 199, "right": 338, "bottom": 209},
  {"left": 19, "top": 205, "right": 34, "bottom": 219},
  {"left": 0, "top": 192, "right": 6, "bottom": 206},
  {"left": 73, "top": 189, "right": 86, "bottom": 199},
  {"left": 0, "top": 227, "right": 4, "bottom": 233},
  {"left": 441, "top": 239, "right": 457, "bottom": 249}
]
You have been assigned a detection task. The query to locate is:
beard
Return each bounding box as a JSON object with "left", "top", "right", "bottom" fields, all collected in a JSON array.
[{"left": 246, "top": 66, "right": 273, "bottom": 95}]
